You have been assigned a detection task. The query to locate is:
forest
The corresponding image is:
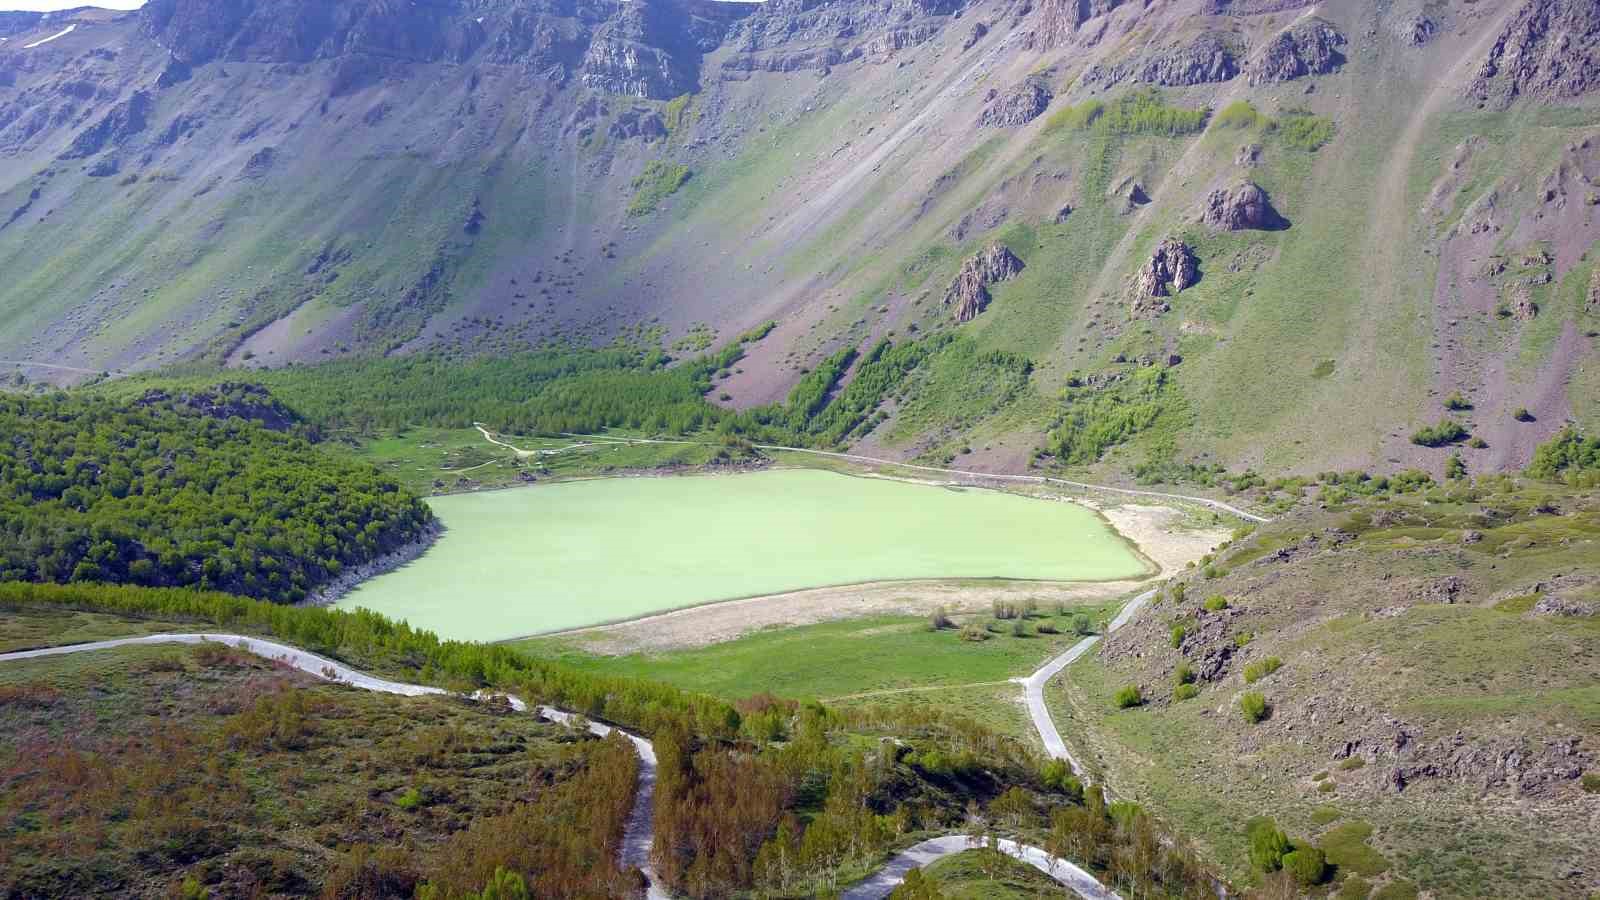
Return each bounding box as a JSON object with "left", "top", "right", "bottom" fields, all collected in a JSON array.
[{"left": 0, "top": 391, "right": 432, "bottom": 603}]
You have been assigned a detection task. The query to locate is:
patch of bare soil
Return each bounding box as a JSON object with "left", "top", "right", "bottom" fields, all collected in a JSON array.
[{"left": 552, "top": 503, "right": 1227, "bottom": 655}]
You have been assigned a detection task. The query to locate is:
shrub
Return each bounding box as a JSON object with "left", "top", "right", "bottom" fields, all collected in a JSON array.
[
  {"left": 396, "top": 787, "right": 424, "bottom": 810},
  {"left": 1444, "top": 392, "right": 1472, "bottom": 411},
  {"left": 1317, "top": 780, "right": 1336, "bottom": 793},
  {"left": 627, "top": 161, "right": 692, "bottom": 216},
  {"left": 1213, "top": 100, "right": 1263, "bottom": 129},
  {"left": 1410, "top": 420, "right": 1467, "bottom": 447},
  {"left": 1011, "top": 620, "right": 1029, "bottom": 638},
  {"left": 1243, "top": 657, "right": 1283, "bottom": 684},
  {"left": 1114, "top": 685, "right": 1144, "bottom": 709},
  {"left": 1513, "top": 407, "right": 1535, "bottom": 422},
  {"left": 1173, "top": 683, "right": 1199, "bottom": 702},
  {"left": 1036, "top": 620, "right": 1060, "bottom": 634},
  {"left": 1072, "top": 613, "right": 1093, "bottom": 635},
  {"left": 959, "top": 624, "right": 991, "bottom": 642},
  {"left": 1246, "top": 818, "right": 1290, "bottom": 872},
  {"left": 1468, "top": 436, "right": 1488, "bottom": 449},
  {"left": 1234, "top": 631, "right": 1254, "bottom": 647},
  {"left": 1170, "top": 624, "right": 1186, "bottom": 648},
  {"left": 1239, "top": 691, "right": 1269, "bottom": 723},
  {"left": 1445, "top": 453, "right": 1467, "bottom": 480},
  {"left": 1272, "top": 109, "right": 1336, "bottom": 151},
  {"left": 1338, "top": 756, "right": 1366, "bottom": 771},
  {"left": 1582, "top": 772, "right": 1600, "bottom": 794},
  {"left": 1283, "top": 847, "right": 1329, "bottom": 886},
  {"left": 1175, "top": 662, "right": 1195, "bottom": 685},
  {"left": 1203, "top": 595, "right": 1229, "bottom": 612},
  {"left": 929, "top": 606, "right": 953, "bottom": 630},
  {"left": 1527, "top": 427, "right": 1600, "bottom": 480},
  {"left": 1170, "top": 583, "right": 1186, "bottom": 603}
]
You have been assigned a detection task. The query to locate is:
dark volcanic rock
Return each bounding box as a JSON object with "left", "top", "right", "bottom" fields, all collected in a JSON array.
[
  {"left": 944, "top": 243, "right": 1025, "bottom": 322},
  {"left": 608, "top": 108, "right": 668, "bottom": 142},
  {"left": 59, "top": 91, "right": 151, "bottom": 160},
  {"left": 1246, "top": 18, "right": 1347, "bottom": 85},
  {"left": 961, "top": 21, "right": 988, "bottom": 52},
  {"left": 1469, "top": 0, "right": 1600, "bottom": 107},
  {"left": 1128, "top": 236, "right": 1197, "bottom": 316},
  {"left": 1034, "top": 0, "right": 1124, "bottom": 49},
  {"left": 1083, "top": 32, "right": 1241, "bottom": 87},
  {"left": 1201, "top": 181, "right": 1287, "bottom": 231},
  {"left": 980, "top": 81, "right": 1053, "bottom": 128}
]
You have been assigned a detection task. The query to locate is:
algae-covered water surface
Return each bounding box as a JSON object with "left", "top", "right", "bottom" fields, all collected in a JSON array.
[{"left": 338, "top": 468, "right": 1148, "bottom": 641}]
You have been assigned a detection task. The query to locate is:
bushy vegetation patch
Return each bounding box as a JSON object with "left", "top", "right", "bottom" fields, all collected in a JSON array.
[
  {"left": 1242, "top": 657, "right": 1283, "bottom": 684},
  {"left": 1046, "top": 366, "right": 1187, "bottom": 466},
  {"left": 1047, "top": 88, "right": 1210, "bottom": 136},
  {"left": 1213, "top": 100, "right": 1265, "bottom": 130},
  {"left": 1173, "top": 683, "right": 1199, "bottom": 701},
  {"left": 1282, "top": 847, "right": 1329, "bottom": 886},
  {"left": 1409, "top": 419, "right": 1468, "bottom": 447},
  {"left": 1114, "top": 684, "right": 1144, "bottom": 708},
  {"left": 1527, "top": 427, "right": 1600, "bottom": 485},
  {"left": 627, "top": 161, "right": 692, "bottom": 216},
  {"left": 1239, "top": 691, "right": 1269, "bottom": 723},
  {"left": 0, "top": 393, "right": 431, "bottom": 603},
  {"left": 1203, "top": 595, "right": 1229, "bottom": 612},
  {"left": 1271, "top": 108, "right": 1336, "bottom": 151}
]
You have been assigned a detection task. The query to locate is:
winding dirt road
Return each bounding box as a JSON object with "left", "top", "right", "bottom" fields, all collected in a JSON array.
[{"left": 0, "top": 632, "right": 1121, "bottom": 899}]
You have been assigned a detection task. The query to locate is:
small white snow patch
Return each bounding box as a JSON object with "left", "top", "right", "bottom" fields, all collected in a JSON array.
[{"left": 23, "top": 24, "right": 76, "bottom": 50}]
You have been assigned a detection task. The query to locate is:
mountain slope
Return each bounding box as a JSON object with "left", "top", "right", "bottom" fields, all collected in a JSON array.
[{"left": 0, "top": 0, "right": 1597, "bottom": 477}]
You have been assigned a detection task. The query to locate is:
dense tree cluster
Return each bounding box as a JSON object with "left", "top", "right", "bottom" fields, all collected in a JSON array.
[
  {"left": 1528, "top": 426, "right": 1600, "bottom": 485},
  {"left": 0, "top": 393, "right": 431, "bottom": 602}
]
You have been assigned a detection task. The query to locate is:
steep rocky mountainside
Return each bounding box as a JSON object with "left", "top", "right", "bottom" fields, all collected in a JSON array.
[{"left": 1, "top": 0, "right": 1598, "bottom": 477}]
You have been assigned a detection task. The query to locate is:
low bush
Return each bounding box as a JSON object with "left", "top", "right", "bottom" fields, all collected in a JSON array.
[
  {"left": 1234, "top": 631, "right": 1254, "bottom": 647},
  {"left": 1202, "top": 595, "right": 1229, "bottom": 612},
  {"left": 928, "top": 606, "right": 953, "bottom": 630},
  {"left": 1582, "top": 772, "right": 1600, "bottom": 794},
  {"left": 1283, "top": 847, "right": 1329, "bottom": 886},
  {"left": 1338, "top": 756, "right": 1366, "bottom": 772},
  {"left": 1213, "top": 100, "right": 1263, "bottom": 130},
  {"left": 1170, "top": 583, "right": 1186, "bottom": 603},
  {"left": 1246, "top": 818, "right": 1290, "bottom": 872},
  {"left": 1170, "top": 624, "right": 1186, "bottom": 648},
  {"left": 959, "top": 624, "right": 991, "bottom": 642},
  {"left": 1173, "top": 683, "right": 1199, "bottom": 702},
  {"left": 1444, "top": 392, "right": 1473, "bottom": 411},
  {"left": 1175, "top": 662, "right": 1195, "bottom": 685},
  {"left": 1513, "top": 407, "right": 1535, "bottom": 422},
  {"left": 1239, "top": 691, "right": 1269, "bottom": 723},
  {"left": 1010, "top": 620, "right": 1029, "bottom": 638},
  {"left": 1410, "top": 420, "right": 1468, "bottom": 447},
  {"left": 1243, "top": 657, "right": 1283, "bottom": 684},
  {"left": 1445, "top": 453, "right": 1467, "bottom": 480},
  {"left": 1072, "top": 613, "right": 1093, "bottom": 636},
  {"left": 1114, "top": 685, "right": 1144, "bottom": 709}
]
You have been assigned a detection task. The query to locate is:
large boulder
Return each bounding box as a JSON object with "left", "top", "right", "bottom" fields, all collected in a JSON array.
[
  {"left": 1127, "top": 237, "right": 1198, "bottom": 317},
  {"left": 945, "top": 243, "right": 1025, "bottom": 322},
  {"left": 1246, "top": 18, "right": 1347, "bottom": 85},
  {"left": 1201, "top": 181, "right": 1287, "bottom": 231},
  {"left": 979, "top": 81, "right": 1053, "bottom": 128}
]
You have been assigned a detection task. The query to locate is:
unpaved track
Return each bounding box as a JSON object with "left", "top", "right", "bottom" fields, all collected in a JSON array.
[
  {"left": 0, "top": 632, "right": 1118, "bottom": 899},
  {"left": 518, "top": 430, "right": 1270, "bottom": 522}
]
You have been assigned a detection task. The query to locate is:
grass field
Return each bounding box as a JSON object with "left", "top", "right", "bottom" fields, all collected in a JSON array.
[
  {"left": 0, "top": 606, "right": 185, "bottom": 653},
  {"left": 522, "top": 604, "right": 1114, "bottom": 703}
]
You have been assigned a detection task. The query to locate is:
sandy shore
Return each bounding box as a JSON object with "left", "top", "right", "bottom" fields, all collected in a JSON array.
[{"left": 543, "top": 504, "right": 1228, "bottom": 655}]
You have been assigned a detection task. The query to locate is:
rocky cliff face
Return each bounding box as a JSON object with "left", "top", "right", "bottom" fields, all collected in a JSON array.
[
  {"left": 1469, "top": 0, "right": 1600, "bottom": 106},
  {"left": 1128, "top": 236, "right": 1198, "bottom": 316},
  {"left": 945, "top": 243, "right": 1025, "bottom": 322},
  {"left": 1084, "top": 32, "right": 1242, "bottom": 88},
  {"left": 1201, "top": 180, "right": 1284, "bottom": 231},
  {"left": 1245, "top": 17, "right": 1346, "bottom": 85}
]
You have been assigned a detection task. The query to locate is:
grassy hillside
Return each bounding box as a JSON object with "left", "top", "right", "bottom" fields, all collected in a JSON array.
[
  {"left": 1056, "top": 480, "right": 1600, "bottom": 898},
  {"left": 2, "top": 0, "right": 1596, "bottom": 480}
]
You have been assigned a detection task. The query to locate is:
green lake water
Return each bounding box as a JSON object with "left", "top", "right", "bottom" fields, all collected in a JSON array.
[{"left": 338, "top": 468, "right": 1148, "bottom": 641}]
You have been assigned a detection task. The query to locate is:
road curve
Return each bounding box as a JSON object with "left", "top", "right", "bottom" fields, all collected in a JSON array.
[
  {"left": 1017, "top": 587, "right": 1158, "bottom": 780},
  {"left": 0, "top": 632, "right": 1117, "bottom": 900},
  {"left": 841, "top": 835, "right": 1120, "bottom": 900}
]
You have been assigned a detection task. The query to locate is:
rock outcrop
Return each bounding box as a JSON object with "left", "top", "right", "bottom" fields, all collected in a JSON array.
[
  {"left": 944, "top": 243, "right": 1025, "bottom": 322},
  {"left": 979, "top": 81, "right": 1053, "bottom": 128},
  {"left": 1033, "top": 0, "right": 1125, "bottom": 49},
  {"left": 1083, "top": 32, "right": 1242, "bottom": 87},
  {"left": 1469, "top": 0, "right": 1600, "bottom": 107},
  {"left": 1201, "top": 181, "right": 1286, "bottom": 231},
  {"left": 59, "top": 91, "right": 151, "bottom": 160},
  {"left": 1246, "top": 18, "right": 1347, "bottom": 85},
  {"left": 1127, "top": 237, "right": 1197, "bottom": 316}
]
